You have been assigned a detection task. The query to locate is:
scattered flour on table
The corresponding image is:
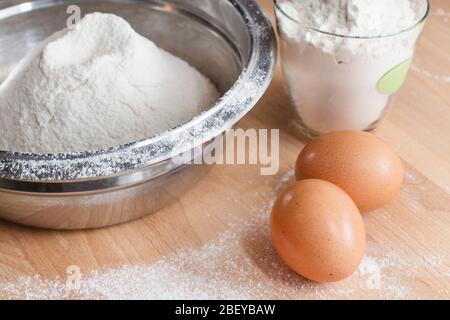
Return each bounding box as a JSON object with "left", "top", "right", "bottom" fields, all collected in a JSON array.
[
  {"left": 1, "top": 170, "right": 448, "bottom": 299},
  {"left": 433, "top": 7, "right": 450, "bottom": 19},
  {"left": 409, "top": 7, "right": 450, "bottom": 83},
  {"left": 411, "top": 64, "right": 450, "bottom": 84},
  {"left": 0, "top": 13, "right": 219, "bottom": 153}
]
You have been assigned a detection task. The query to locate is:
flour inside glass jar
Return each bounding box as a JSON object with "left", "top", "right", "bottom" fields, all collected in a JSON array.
[{"left": 276, "top": 0, "right": 428, "bottom": 134}]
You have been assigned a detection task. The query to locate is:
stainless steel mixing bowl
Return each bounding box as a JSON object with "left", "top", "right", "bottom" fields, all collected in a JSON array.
[{"left": 0, "top": 0, "right": 277, "bottom": 229}]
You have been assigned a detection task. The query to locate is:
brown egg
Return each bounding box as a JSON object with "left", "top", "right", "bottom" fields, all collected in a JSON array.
[
  {"left": 295, "top": 131, "right": 404, "bottom": 213},
  {"left": 270, "top": 179, "right": 366, "bottom": 283}
]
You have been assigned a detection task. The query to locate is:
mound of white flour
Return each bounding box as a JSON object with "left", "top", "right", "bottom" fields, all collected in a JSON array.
[
  {"left": 279, "top": 0, "right": 424, "bottom": 57},
  {"left": 0, "top": 13, "right": 219, "bottom": 153},
  {"left": 283, "top": 0, "right": 418, "bottom": 37}
]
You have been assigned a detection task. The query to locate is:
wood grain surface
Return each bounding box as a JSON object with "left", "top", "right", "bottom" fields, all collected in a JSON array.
[{"left": 0, "top": 0, "right": 449, "bottom": 299}]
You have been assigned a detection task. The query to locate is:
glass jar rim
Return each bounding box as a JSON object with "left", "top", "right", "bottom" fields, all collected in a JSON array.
[{"left": 273, "top": 0, "right": 430, "bottom": 39}]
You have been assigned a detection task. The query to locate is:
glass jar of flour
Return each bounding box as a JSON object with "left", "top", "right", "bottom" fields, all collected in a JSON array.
[{"left": 274, "top": 0, "right": 429, "bottom": 137}]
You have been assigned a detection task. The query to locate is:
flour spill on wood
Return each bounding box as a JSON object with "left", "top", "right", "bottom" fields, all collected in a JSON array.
[
  {"left": 0, "top": 170, "right": 448, "bottom": 299},
  {"left": 411, "top": 64, "right": 450, "bottom": 84},
  {"left": 433, "top": 7, "right": 450, "bottom": 19}
]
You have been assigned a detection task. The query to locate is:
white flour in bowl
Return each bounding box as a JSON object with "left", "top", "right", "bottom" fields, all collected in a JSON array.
[
  {"left": 276, "top": 0, "right": 427, "bottom": 133},
  {"left": 0, "top": 13, "right": 219, "bottom": 153}
]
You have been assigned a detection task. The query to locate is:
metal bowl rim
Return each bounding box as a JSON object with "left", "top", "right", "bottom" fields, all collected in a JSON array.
[{"left": 0, "top": 0, "right": 277, "bottom": 184}]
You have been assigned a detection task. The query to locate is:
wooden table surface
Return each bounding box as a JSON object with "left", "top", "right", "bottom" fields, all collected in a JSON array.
[{"left": 0, "top": 0, "right": 449, "bottom": 299}]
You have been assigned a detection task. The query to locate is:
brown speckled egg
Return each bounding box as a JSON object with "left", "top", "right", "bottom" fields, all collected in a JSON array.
[
  {"left": 295, "top": 131, "right": 404, "bottom": 213},
  {"left": 270, "top": 179, "right": 366, "bottom": 283}
]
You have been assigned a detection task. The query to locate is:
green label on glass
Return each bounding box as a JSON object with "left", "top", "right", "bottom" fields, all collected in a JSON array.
[{"left": 378, "top": 57, "right": 413, "bottom": 95}]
